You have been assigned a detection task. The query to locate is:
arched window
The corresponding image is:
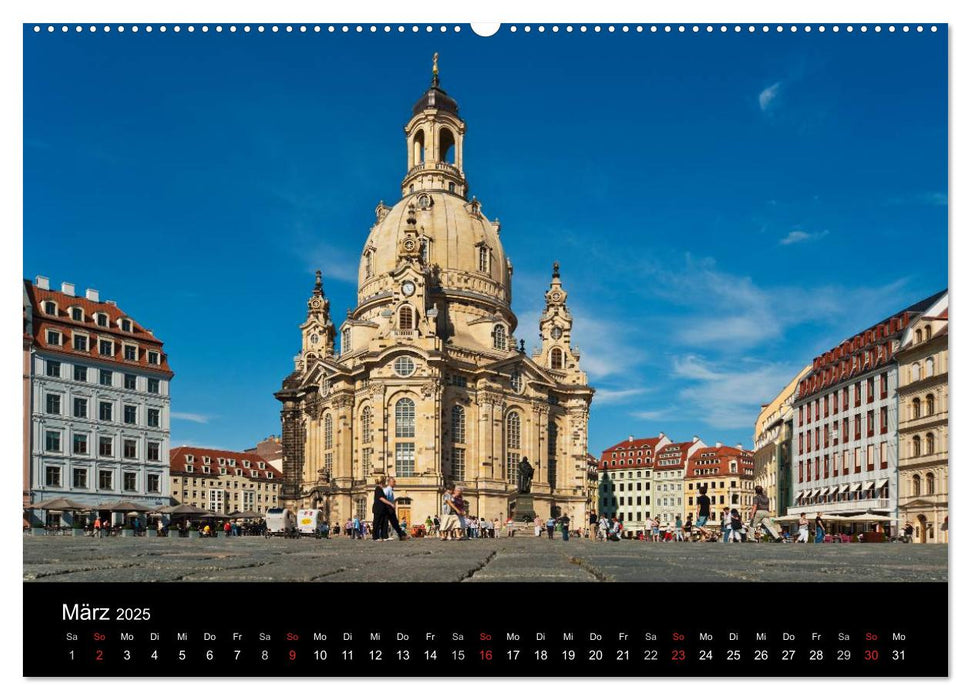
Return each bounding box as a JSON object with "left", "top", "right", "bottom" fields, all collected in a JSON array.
[
  {"left": 915, "top": 329, "right": 923, "bottom": 343},
  {"left": 911, "top": 362, "right": 921, "bottom": 382},
  {"left": 412, "top": 129, "right": 425, "bottom": 166},
  {"left": 478, "top": 246, "right": 490, "bottom": 274},
  {"left": 926, "top": 472, "right": 935, "bottom": 495},
  {"left": 323, "top": 413, "right": 333, "bottom": 450},
  {"left": 925, "top": 357, "right": 935, "bottom": 377},
  {"left": 395, "top": 398, "right": 415, "bottom": 438},
  {"left": 451, "top": 405, "right": 465, "bottom": 444},
  {"left": 399, "top": 306, "right": 414, "bottom": 331},
  {"left": 361, "top": 406, "right": 373, "bottom": 443},
  {"left": 550, "top": 347, "right": 563, "bottom": 370},
  {"left": 912, "top": 398, "right": 921, "bottom": 420},
  {"left": 912, "top": 435, "right": 922, "bottom": 458},
  {"left": 926, "top": 393, "right": 936, "bottom": 416},
  {"left": 342, "top": 328, "right": 351, "bottom": 355},
  {"left": 394, "top": 398, "right": 416, "bottom": 477},
  {"left": 493, "top": 324, "right": 507, "bottom": 351},
  {"left": 926, "top": 432, "right": 935, "bottom": 455},
  {"left": 439, "top": 127, "right": 455, "bottom": 164},
  {"left": 923, "top": 324, "right": 931, "bottom": 339},
  {"left": 505, "top": 411, "right": 521, "bottom": 485},
  {"left": 912, "top": 474, "right": 921, "bottom": 497}
]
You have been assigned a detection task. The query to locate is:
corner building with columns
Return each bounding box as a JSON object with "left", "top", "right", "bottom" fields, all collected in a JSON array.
[{"left": 275, "top": 62, "right": 594, "bottom": 528}]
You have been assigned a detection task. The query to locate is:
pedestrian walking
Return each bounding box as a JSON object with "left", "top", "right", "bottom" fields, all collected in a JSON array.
[
  {"left": 814, "top": 512, "right": 826, "bottom": 543},
  {"left": 371, "top": 475, "right": 393, "bottom": 540},
  {"left": 674, "top": 515, "right": 684, "bottom": 542},
  {"left": 560, "top": 513, "right": 571, "bottom": 541},
  {"left": 729, "top": 508, "right": 743, "bottom": 542},
  {"left": 695, "top": 485, "right": 712, "bottom": 541},
  {"left": 749, "top": 486, "right": 783, "bottom": 542},
  {"left": 796, "top": 513, "right": 810, "bottom": 543},
  {"left": 546, "top": 516, "right": 556, "bottom": 540}
]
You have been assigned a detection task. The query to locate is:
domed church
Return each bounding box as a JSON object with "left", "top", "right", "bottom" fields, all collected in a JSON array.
[{"left": 275, "top": 57, "right": 595, "bottom": 528}]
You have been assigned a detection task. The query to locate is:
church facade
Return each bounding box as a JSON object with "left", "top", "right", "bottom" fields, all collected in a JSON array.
[{"left": 275, "top": 61, "right": 594, "bottom": 528}]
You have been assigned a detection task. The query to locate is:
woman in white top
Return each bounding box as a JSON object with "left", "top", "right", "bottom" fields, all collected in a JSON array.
[{"left": 796, "top": 513, "right": 810, "bottom": 543}]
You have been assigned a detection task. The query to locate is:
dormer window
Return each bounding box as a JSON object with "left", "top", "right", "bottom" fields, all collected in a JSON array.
[
  {"left": 399, "top": 305, "right": 414, "bottom": 331},
  {"left": 228, "top": 459, "right": 236, "bottom": 467},
  {"left": 266, "top": 472, "right": 273, "bottom": 479},
  {"left": 96, "top": 313, "right": 109, "bottom": 327},
  {"left": 71, "top": 307, "right": 83, "bottom": 322},
  {"left": 219, "top": 467, "right": 227, "bottom": 475},
  {"left": 147, "top": 351, "right": 160, "bottom": 365},
  {"left": 46, "top": 330, "right": 62, "bottom": 346},
  {"left": 44, "top": 301, "right": 57, "bottom": 315},
  {"left": 478, "top": 245, "right": 490, "bottom": 274},
  {"left": 185, "top": 465, "right": 194, "bottom": 473},
  {"left": 202, "top": 456, "right": 211, "bottom": 465},
  {"left": 121, "top": 319, "right": 132, "bottom": 333},
  {"left": 123, "top": 344, "right": 137, "bottom": 361},
  {"left": 236, "top": 469, "right": 242, "bottom": 476},
  {"left": 492, "top": 324, "right": 507, "bottom": 351},
  {"left": 218, "top": 458, "right": 225, "bottom": 466},
  {"left": 250, "top": 470, "right": 258, "bottom": 478},
  {"left": 202, "top": 466, "right": 210, "bottom": 474},
  {"left": 258, "top": 462, "right": 265, "bottom": 468},
  {"left": 185, "top": 454, "right": 194, "bottom": 463}
]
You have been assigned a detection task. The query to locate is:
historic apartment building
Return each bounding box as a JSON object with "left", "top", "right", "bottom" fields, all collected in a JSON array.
[
  {"left": 896, "top": 293, "right": 948, "bottom": 543},
  {"left": 597, "top": 434, "right": 668, "bottom": 534},
  {"left": 169, "top": 446, "right": 282, "bottom": 514},
  {"left": 597, "top": 434, "right": 709, "bottom": 532},
  {"left": 23, "top": 276, "right": 173, "bottom": 523},
  {"left": 275, "top": 60, "right": 594, "bottom": 527},
  {"left": 685, "top": 444, "right": 755, "bottom": 521},
  {"left": 752, "top": 365, "right": 809, "bottom": 516},
  {"left": 790, "top": 291, "right": 946, "bottom": 528}
]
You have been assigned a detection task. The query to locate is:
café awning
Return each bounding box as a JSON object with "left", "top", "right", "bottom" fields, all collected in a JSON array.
[
  {"left": 839, "top": 484, "right": 851, "bottom": 493},
  {"left": 862, "top": 481, "right": 875, "bottom": 491},
  {"left": 876, "top": 479, "right": 889, "bottom": 489}
]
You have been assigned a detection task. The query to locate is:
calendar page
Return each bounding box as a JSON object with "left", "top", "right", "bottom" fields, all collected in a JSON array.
[{"left": 21, "top": 14, "right": 949, "bottom": 680}]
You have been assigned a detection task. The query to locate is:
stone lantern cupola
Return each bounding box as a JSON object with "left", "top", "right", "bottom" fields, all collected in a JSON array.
[{"left": 401, "top": 53, "right": 468, "bottom": 199}]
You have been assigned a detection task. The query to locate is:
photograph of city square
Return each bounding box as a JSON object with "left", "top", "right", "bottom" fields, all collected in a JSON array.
[{"left": 22, "top": 24, "right": 947, "bottom": 584}]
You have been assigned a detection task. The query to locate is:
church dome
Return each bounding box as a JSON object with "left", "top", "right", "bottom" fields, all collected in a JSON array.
[
  {"left": 412, "top": 86, "right": 459, "bottom": 117},
  {"left": 357, "top": 191, "right": 510, "bottom": 308}
]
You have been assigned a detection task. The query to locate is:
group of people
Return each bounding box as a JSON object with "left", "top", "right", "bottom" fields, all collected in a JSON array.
[{"left": 532, "top": 514, "right": 575, "bottom": 541}]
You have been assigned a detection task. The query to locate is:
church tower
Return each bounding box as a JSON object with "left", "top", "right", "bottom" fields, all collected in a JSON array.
[{"left": 276, "top": 57, "right": 595, "bottom": 527}]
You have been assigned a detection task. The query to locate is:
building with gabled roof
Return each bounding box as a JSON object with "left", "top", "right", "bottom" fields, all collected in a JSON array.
[{"left": 170, "top": 446, "right": 283, "bottom": 514}]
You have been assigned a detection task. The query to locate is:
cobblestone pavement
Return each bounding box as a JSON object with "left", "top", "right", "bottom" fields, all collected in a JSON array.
[{"left": 23, "top": 535, "right": 948, "bottom": 583}]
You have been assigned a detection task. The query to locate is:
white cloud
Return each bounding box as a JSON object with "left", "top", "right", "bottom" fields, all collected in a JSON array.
[
  {"left": 595, "top": 388, "right": 654, "bottom": 405},
  {"left": 171, "top": 412, "right": 212, "bottom": 424},
  {"left": 630, "top": 409, "right": 670, "bottom": 421},
  {"left": 759, "top": 81, "right": 781, "bottom": 112},
  {"left": 779, "top": 229, "right": 828, "bottom": 245},
  {"left": 303, "top": 241, "right": 360, "bottom": 285},
  {"left": 672, "top": 355, "right": 800, "bottom": 431}
]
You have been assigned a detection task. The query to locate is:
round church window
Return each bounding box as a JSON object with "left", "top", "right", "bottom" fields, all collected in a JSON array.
[{"left": 394, "top": 356, "right": 416, "bottom": 377}]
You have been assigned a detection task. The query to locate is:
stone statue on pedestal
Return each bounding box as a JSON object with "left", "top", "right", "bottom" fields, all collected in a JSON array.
[{"left": 517, "top": 456, "right": 534, "bottom": 494}]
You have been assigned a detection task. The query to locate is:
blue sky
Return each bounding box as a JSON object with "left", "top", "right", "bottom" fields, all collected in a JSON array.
[{"left": 23, "top": 25, "right": 947, "bottom": 455}]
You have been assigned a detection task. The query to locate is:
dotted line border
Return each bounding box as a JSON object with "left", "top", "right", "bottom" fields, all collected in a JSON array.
[{"left": 31, "top": 24, "right": 940, "bottom": 35}]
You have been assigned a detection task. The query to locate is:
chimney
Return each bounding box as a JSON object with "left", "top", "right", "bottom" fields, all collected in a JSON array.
[
  {"left": 35, "top": 275, "right": 49, "bottom": 290},
  {"left": 715, "top": 441, "right": 723, "bottom": 448},
  {"left": 736, "top": 443, "right": 743, "bottom": 450},
  {"left": 85, "top": 288, "right": 100, "bottom": 302},
  {"left": 61, "top": 282, "right": 75, "bottom": 296},
  {"left": 658, "top": 432, "right": 665, "bottom": 438},
  {"left": 628, "top": 435, "right": 633, "bottom": 442},
  {"left": 105, "top": 300, "right": 117, "bottom": 306},
  {"left": 692, "top": 435, "right": 699, "bottom": 443}
]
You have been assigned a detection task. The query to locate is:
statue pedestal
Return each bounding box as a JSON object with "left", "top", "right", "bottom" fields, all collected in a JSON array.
[{"left": 511, "top": 493, "right": 536, "bottom": 522}]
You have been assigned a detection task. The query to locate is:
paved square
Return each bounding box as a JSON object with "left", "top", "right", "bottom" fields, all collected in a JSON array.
[{"left": 23, "top": 534, "right": 948, "bottom": 583}]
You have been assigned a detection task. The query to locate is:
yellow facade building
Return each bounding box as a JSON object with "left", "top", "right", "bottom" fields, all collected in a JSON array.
[
  {"left": 275, "top": 60, "right": 594, "bottom": 527},
  {"left": 753, "top": 365, "right": 809, "bottom": 516},
  {"left": 169, "top": 446, "right": 282, "bottom": 514},
  {"left": 896, "top": 293, "right": 948, "bottom": 542}
]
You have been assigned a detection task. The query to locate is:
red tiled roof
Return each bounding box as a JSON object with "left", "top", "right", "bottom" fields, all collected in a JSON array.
[
  {"left": 653, "top": 441, "right": 696, "bottom": 471},
  {"left": 25, "top": 280, "right": 173, "bottom": 377},
  {"left": 170, "top": 446, "right": 283, "bottom": 481},
  {"left": 686, "top": 446, "right": 754, "bottom": 478}
]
